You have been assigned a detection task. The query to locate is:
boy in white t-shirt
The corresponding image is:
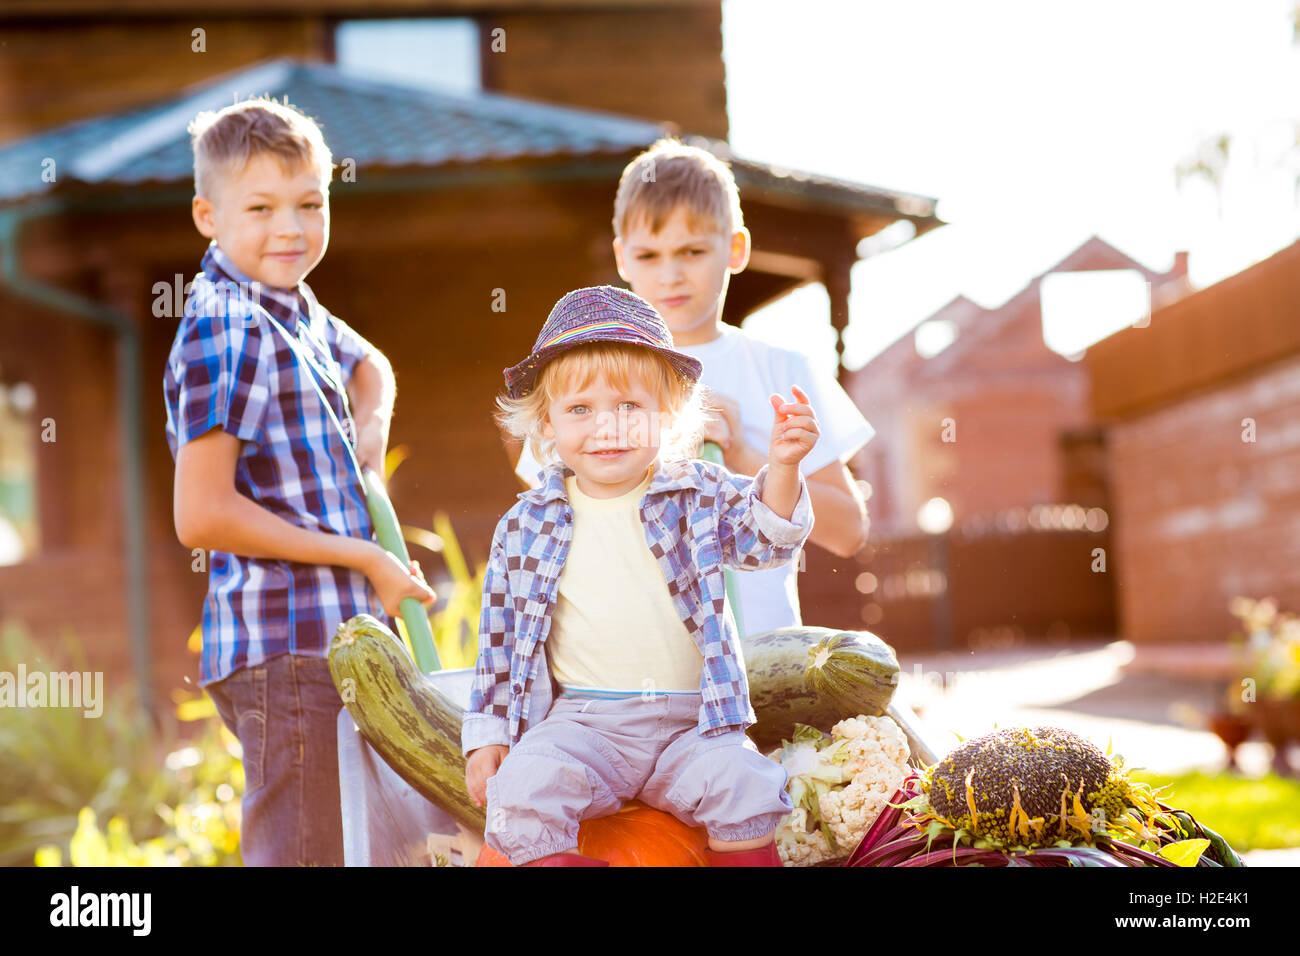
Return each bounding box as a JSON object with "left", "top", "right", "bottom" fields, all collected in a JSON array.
[{"left": 514, "top": 139, "right": 873, "bottom": 635}]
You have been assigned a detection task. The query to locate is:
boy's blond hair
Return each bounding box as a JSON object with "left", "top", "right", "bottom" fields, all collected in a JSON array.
[
  {"left": 613, "top": 138, "right": 744, "bottom": 239},
  {"left": 188, "top": 97, "right": 333, "bottom": 199},
  {"left": 497, "top": 342, "right": 705, "bottom": 467}
]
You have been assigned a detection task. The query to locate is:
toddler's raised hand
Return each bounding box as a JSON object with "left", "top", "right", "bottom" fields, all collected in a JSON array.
[{"left": 768, "top": 384, "right": 820, "bottom": 468}]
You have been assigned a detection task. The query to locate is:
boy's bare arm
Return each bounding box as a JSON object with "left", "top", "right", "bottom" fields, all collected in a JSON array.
[
  {"left": 346, "top": 351, "right": 395, "bottom": 476},
  {"left": 174, "top": 427, "right": 434, "bottom": 614},
  {"left": 803, "top": 461, "right": 869, "bottom": 556}
]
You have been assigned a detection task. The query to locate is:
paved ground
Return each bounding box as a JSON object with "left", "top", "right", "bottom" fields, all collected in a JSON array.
[{"left": 891, "top": 639, "right": 1298, "bottom": 867}]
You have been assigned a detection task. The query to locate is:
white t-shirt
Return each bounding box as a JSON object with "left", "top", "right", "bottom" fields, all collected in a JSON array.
[{"left": 514, "top": 323, "right": 875, "bottom": 636}]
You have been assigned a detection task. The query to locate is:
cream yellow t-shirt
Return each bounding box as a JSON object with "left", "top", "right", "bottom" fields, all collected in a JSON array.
[{"left": 546, "top": 464, "right": 704, "bottom": 692}]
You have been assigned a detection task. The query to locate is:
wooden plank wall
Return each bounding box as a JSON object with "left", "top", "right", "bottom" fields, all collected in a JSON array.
[
  {"left": 483, "top": 6, "right": 729, "bottom": 139},
  {"left": 0, "top": 18, "right": 328, "bottom": 143}
]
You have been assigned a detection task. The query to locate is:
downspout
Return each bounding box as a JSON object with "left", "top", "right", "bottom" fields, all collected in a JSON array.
[{"left": 0, "top": 204, "right": 154, "bottom": 718}]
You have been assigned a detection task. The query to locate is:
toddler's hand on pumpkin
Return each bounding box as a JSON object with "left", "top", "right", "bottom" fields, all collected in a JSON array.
[{"left": 466, "top": 744, "right": 509, "bottom": 807}]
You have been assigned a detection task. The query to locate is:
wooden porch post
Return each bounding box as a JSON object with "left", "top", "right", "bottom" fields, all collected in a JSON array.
[{"left": 824, "top": 253, "right": 854, "bottom": 388}]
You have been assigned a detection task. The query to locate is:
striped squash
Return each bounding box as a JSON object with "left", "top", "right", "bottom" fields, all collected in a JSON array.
[
  {"left": 743, "top": 627, "right": 900, "bottom": 751},
  {"left": 329, "top": 614, "right": 485, "bottom": 832}
]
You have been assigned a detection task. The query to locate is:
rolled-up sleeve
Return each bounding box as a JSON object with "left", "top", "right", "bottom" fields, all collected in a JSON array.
[
  {"left": 172, "top": 305, "right": 271, "bottom": 449},
  {"left": 714, "top": 464, "right": 814, "bottom": 571}
]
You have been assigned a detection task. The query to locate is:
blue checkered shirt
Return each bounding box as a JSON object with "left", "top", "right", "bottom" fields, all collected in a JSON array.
[
  {"left": 462, "top": 457, "right": 814, "bottom": 754},
  {"left": 163, "top": 242, "right": 385, "bottom": 685}
]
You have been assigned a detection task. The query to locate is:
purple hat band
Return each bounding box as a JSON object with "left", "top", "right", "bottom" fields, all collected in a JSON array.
[{"left": 503, "top": 286, "right": 702, "bottom": 399}]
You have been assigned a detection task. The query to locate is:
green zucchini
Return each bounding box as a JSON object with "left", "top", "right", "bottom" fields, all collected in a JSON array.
[
  {"left": 743, "top": 627, "right": 899, "bottom": 750},
  {"left": 329, "top": 614, "right": 485, "bottom": 832}
]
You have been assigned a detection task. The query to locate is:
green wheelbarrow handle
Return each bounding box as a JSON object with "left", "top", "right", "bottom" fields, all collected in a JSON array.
[
  {"left": 362, "top": 468, "right": 442, "bottom": 673},
  {"left": 699, "top": 441, "right": 746, "bottom": 637}
]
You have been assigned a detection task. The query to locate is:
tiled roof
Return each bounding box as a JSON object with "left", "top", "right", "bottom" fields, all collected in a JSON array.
[
  {"left": 0, "top": 59, "right": 663, "bottom": 203},
  {"left": 0, "top": 57, "right": 940, "bottom": 229}
]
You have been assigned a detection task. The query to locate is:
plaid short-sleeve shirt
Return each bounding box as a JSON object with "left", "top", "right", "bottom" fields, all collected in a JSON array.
[
  {"left": 461, "top": 457, "right": 814, "bottom": 755},
  {"left": 163, "top": 242, "right": 385, "bottom": 685}
]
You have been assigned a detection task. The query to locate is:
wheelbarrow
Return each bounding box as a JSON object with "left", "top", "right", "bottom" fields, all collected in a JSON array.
[
  {"left": 336, "top": 468, "right": 480, "bottom": 866},
  {"left": 336, "top": 449, "right": 942, "bottom": 866}
]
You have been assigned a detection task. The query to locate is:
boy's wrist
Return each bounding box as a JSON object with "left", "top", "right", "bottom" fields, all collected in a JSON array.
[{"left": 343, "top": 537, "right": 383, "bottom": 575}]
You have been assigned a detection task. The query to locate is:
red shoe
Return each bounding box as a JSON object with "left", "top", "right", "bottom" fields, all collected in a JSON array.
[
  {"left": 704, "top": 842, "right": 782, "bottom": 867},
  {"left": 521, "top": 852, "right": 609, "bottom": 867}
]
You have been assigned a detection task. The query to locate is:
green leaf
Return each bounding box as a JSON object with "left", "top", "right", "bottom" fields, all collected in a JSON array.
[
  {"left": 1157, "top": 839, "right": 1210, "bottom": 867},
  {"left": 401, "top": 524, "right": 445, "bottom": 555},
  {"left": 792, "top": 724, "right": 825, "bottom": 746}
]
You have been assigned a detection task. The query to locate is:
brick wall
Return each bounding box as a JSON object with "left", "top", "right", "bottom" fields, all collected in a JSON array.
[{"left": 1106, "top": 352, "right": 1300, "bottom": 644}]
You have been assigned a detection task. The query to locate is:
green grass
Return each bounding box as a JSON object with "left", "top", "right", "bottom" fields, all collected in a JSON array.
[{"left": 1130, "top": 769, "right": 1300, "bottom": 852}]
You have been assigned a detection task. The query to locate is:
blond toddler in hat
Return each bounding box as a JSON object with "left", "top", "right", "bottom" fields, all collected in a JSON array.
[{"left": 462, "top": 285, "right": 820, "bottom": 866}]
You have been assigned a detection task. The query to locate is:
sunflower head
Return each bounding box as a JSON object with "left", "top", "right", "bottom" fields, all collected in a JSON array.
[{"left": 918, "top": 726, "right": 1138, "bottom": 848}]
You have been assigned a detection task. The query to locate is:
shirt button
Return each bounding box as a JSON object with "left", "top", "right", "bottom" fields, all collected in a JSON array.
[{"left": 512, "top": 683, "right": 522, "bottom": 694}]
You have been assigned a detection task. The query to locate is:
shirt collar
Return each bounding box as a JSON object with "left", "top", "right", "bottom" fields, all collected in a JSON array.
[
  {"left": 201, "top": 241, "right": 310, "bottom": 331},
  {"left": 520, "top": 456, "right": 704, "bottom": 506}
]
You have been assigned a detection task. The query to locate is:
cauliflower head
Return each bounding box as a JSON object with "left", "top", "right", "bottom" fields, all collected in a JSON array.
[{"left": 770, "top": 715, "right": 911, "bottom": 866}]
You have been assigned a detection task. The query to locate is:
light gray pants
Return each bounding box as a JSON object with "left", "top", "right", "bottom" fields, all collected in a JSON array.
[{"left": 484, "top": 693, "right": 792, "bottom": 865}]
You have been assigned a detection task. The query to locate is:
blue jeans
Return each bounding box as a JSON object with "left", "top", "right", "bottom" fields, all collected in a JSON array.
[{"left": 207, "top": 653, "right": 345, "bottom": 866}]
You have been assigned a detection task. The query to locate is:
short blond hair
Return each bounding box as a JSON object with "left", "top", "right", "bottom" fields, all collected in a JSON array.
[
  {"left": 188, "top": 97, "right": 333, "bottom": 199},
  {"left": 496, "top": 342, "right": 705, "bottom": 467},
  {"left": 613, "top": 138, "right": 744, "bottom": 239}
]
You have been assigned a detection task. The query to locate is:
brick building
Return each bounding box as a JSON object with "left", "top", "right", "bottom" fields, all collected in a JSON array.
[
  {"left": 802, "top": 238, "right": 1189, "bottom": 650},
  {"left": 847, "top": 236, "right": 1188, "bottom": 538},
  {"left": 1085, "top": 239, "right": 1300, "bottom": 651}
]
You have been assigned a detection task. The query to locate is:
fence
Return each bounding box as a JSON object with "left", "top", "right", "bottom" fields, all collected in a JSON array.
[{"left": 800, "top": 504, "right": 1116, "bottom": 652}]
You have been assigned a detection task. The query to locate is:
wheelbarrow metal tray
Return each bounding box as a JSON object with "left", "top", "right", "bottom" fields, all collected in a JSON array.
[{"left": 337, "top": 667, "right": 475, "bottom": 867}]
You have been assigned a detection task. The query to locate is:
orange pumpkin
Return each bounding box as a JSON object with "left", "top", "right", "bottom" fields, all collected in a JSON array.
[{"left": 475, "top": 800, "right": 710, "bottom": 867}]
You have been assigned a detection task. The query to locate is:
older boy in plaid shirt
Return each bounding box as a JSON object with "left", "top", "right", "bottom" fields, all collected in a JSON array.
[{"left": 164, "top": 98, "right": 433, "bottom": 866}]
